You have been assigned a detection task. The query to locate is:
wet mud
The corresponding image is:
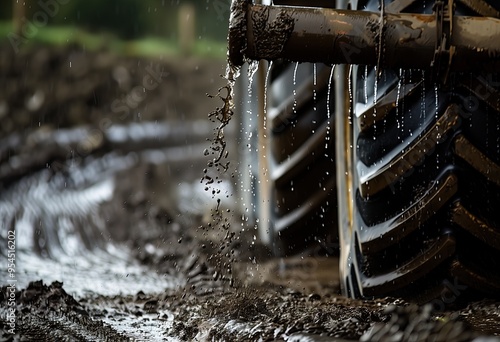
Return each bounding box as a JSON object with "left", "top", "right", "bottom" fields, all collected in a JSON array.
[{"left": 1, "top": 45, "right": 500, "bottom": 341}]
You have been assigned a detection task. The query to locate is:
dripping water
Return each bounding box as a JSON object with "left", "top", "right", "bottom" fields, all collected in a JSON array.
[
  {"left": 395, "top": 69, "right": 403, "bottom": 139},
  {"left": 246, "top": 61, "right": 260, "bottom": 154},
  {"left": 421, "top": 70, "right": 426, "bottom": 121},
  {"left": 373, "top": 0, "right": 386, "bottom": 136},
  {"left": 240, "top": 61, "right": 260, "bottom": 220},
  {"left": 434, "top": 82, "right": 439, "bottom": 119},
  {"left": 364, "top": 65, "right": 369, "bottom": 105},
  {"left": 250, "top": 61, "right": 273, "bottom": 220},
  {"left": 326, "top": 65, "right": 336, "bottom": 121},
  {"left": 263, "top": 61, "right": 273, "bottom": 133},
  {"left": 348, "top": 65, "right": 354, "bottom": 121},
  {"left": 373, "top": 66, "right": 379, "bottom": 139},
  {"left": 395, "top": 69, "right": 403, "bottom": 117},
  {"left": 434, "top": 81, "right": 441, "bottom": 170},
  {"left": 348, "top": 65, "right": 354, "bottom": 174},
  {"left": 376, "top": 0, "right": 385, "bottom": 80},
  {"left": 313, "top": 63, "right": 318, "bottom": 111},
  {"left": 292, "top": 62, "right": 299, "bottom": 115},
  {"left": 326, "top": 65, "right": 336, "bottom": 150}
]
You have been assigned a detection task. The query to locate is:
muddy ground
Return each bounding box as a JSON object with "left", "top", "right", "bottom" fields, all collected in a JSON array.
[{"left": 0, "top": 45, "right": 500, "bottom": 341}]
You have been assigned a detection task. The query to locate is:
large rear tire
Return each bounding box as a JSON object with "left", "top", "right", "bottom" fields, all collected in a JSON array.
[{"left": 338, "top": 0, "right": 500, "bottom": 303}]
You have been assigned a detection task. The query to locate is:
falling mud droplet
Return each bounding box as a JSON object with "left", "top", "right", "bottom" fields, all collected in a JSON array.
[{"left": 201, "top": 57, "right": 245, "bottom": 289}]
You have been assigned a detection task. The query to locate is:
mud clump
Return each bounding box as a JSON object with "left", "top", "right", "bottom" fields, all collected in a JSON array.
[
  {"left": 7, "top": 280, "right": 84, "bottom": 313},
  {"left": 251, "top": 6, "right": 295, "bottom": 61},
  {"left": 227, "top": 1, "right": 295, "bottom": 65}
]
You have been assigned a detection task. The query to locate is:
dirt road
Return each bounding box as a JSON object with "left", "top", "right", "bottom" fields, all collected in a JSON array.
[{"left": 1, "top": 45, "right": 499, "bottom": 341}]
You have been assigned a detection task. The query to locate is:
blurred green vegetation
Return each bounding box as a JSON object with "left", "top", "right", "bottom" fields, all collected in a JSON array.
[
  {"left": 0, "top": 21, "right": 227, "bottom": 58},
  {"left": 0, "top": 0, "right": 231, "bottom": 58}
]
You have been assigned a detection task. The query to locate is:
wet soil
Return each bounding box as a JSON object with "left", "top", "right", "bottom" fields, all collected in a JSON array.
[{"left": 1, "top": 45, "right": 500, "bottom": 341}]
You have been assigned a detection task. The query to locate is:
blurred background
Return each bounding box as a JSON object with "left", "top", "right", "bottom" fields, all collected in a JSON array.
[
  {"left": 0, "top": 0, "right": 234, "bottom": 196},
  {"left": 0, "top": 4, "right": 274, "bottom": 338},
  {"left": 0, "top": 0, "right": 231, "bottom": 133},
  {"left": 1, "top": 0, "right": 229, "bottom": 56},
  {"left": 0, "top": 0, "right": 242, "bottom": 297}
]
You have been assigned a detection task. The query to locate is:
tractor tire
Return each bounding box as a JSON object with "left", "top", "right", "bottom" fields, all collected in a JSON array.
[
  {"left": 338, "top": 0, "right": 500, "bottom": 303},
  {"left": 266, "top": 60, "right": 338, "bottom": 256}
]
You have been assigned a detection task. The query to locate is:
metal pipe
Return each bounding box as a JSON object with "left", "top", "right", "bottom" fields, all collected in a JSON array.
[{"left": 228, "top": 1, "right": 500, "bottom": 72}]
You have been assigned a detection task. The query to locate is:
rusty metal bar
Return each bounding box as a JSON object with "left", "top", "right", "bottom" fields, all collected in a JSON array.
[
  {"left": 228, "top": 0, "right": 500, "bottom": 72},
  {"left": 272, "top": 0, "right": 338, "bottom": 8}
]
